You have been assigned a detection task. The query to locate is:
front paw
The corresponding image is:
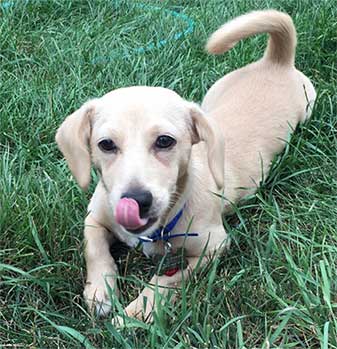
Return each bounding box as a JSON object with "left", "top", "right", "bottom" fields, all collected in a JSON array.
[
  {"left": 111, "top": 299, "right": 153, "bottom": 326},
  {"left": 123, "top": 294, "right": 155, "bottom": 323},
  {"left": 84, "top": 278, "right": 118, "bottom": 317},
  {"left": 119, "top": 280, "right": 177, "bottom": 323}
]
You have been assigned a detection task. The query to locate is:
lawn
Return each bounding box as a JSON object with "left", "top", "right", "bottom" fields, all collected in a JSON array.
[{"left": 0, "top": 0, "right": 336, "bottom": 348}]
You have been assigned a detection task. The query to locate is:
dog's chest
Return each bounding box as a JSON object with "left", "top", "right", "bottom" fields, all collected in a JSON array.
[
  {"left": 113, "top": 230, "right": 139, "bottom": 249},
  {"left": 142, "top": 241, "right": 165, "bottom": 258},
  {"left": 113, "top": 231, "right": 165, "bottom": 258}
]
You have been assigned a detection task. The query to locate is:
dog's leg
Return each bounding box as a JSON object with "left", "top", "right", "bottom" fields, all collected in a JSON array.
[
  {"left": 83, "top": 214, "right": 118, "bottom": 317},
  {"left": 116, "top": 255, "right": 209, "bottom": 323},
  {"left": 111, "top": 223, "right": 229, "bottom": 325}
]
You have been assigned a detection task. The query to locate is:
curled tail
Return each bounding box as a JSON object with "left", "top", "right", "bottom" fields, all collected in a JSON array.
[{"left": 206, "top": 10, "right": 297, "bottom": 66}]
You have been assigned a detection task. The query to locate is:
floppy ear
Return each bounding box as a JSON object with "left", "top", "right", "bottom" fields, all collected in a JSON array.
[
  {"left": 188, "top": 102, "right": 224, "bottom": 190},
  {"left": 55, "top": 100, "right": 97, "bottom": 190}
]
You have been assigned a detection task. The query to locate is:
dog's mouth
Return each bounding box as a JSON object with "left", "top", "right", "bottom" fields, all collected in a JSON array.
[
  {"left": 125, "top": 217, "right": 158, "bottom": 234},
  {"left": 115, "top": 197, "right": 159, "bottom": 235}
]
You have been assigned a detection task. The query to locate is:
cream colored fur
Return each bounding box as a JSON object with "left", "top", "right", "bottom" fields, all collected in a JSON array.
[{"left": 56, "top": 10, "right": 316, "bottom": 323}]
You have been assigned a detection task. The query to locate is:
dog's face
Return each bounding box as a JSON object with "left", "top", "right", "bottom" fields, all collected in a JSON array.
[{"left": 56, "top": 87, "right": 223, "bottom": 237}]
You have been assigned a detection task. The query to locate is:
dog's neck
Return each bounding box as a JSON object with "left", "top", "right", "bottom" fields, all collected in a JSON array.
[
  {"left": 161, "top": 144, "right": 215, "bottom": 228},
  {"left": 160, "top": 169, "right": 190, "bottom": 227}
]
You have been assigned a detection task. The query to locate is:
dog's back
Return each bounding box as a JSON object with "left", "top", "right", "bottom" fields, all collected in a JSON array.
[{"left": 202, "top": 10, "right": 316, "bottom": 203}]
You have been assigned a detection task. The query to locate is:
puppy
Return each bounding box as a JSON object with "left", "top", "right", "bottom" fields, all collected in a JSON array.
[{"left": 55, "top": 10, "right": 315, "bottom": 322}]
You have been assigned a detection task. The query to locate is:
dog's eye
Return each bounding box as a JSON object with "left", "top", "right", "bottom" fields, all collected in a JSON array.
[
  {"left": 155, "top": 135, "right": 176, "bottom": 149},
  {"left": 98, "top": 139, "right": 118, "bottom": 153}
]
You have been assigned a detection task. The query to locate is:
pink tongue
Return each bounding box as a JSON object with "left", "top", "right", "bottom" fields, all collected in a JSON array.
[{"left": 115, "top": 198, "right": 149, "bottom": 230}]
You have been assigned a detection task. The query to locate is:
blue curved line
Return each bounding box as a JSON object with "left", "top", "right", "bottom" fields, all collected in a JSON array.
[
  {"left": 0, "top": 1, "right": 195, "bottom": 64},
  {"left": 92, "top": 4, "right": 194, "bottom": 64},
  {"left": 0, "top": 1, "right": 14, "bottom": 9}
]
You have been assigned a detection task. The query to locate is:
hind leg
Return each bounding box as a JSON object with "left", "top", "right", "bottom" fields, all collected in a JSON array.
[{"left": 298, "top": 71, "right": 316, "bottom": 121}]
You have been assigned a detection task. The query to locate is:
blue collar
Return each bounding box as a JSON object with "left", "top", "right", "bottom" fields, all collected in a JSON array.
[{"left": 138, "top": 206, "right": 198, "bottom": 243}]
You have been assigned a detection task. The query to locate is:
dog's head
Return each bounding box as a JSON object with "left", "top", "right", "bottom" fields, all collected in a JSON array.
[{"left": 56, "top": 86, "right": 223, "bottom": 236}]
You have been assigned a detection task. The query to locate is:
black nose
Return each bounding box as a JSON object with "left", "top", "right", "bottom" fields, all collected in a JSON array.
[{"left": 121, "top": 189, "right": 153, "bottom": 218}]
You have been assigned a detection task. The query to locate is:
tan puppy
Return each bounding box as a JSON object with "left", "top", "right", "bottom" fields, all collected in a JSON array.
[{"left": 56, "top": 10, "right": 315, "bottom": 322}]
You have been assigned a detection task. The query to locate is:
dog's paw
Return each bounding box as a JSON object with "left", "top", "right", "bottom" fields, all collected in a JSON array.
[
  {"left": 83, "top": 280, "right": 117, "bottom": 317},
  {"left": 111, "top": 301, "right": 152, "bottom": 327},
  {"left": 112, "top": 314, "right": 127, "bottom": 328},
  {"left": 123, "top": 296, "right": 154, "bottom": 323}
]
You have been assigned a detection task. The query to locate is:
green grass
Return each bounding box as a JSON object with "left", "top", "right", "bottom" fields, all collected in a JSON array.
[{"left": 0, "top": 0, "right": 336, "bottom": 347}]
